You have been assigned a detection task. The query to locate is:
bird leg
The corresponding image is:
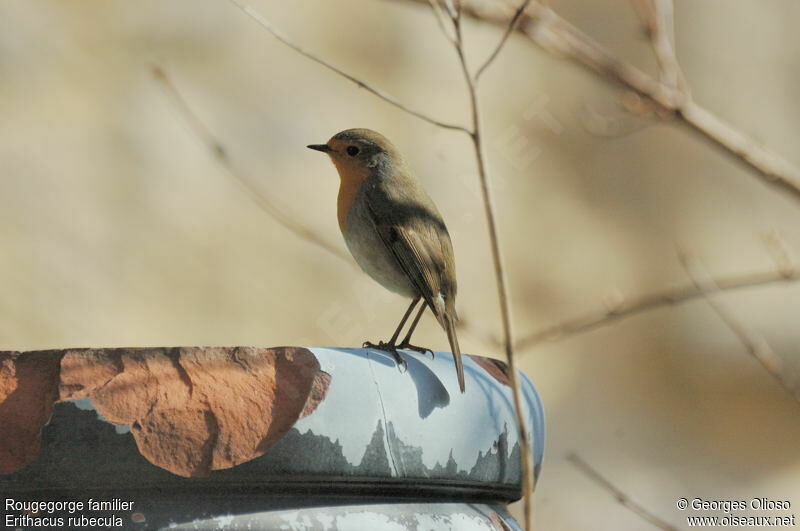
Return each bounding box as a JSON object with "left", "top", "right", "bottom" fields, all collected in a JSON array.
[
  {"left": 362, "top": 297, "right": 420, "bottom": 367},
  {"left": 396, "top": 302, "right": 434, "bottom": 358}
]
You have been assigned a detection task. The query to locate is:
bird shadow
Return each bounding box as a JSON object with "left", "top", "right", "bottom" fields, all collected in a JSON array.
[{"left": 336, "top": 347, "right": 450, "bottom": 419}]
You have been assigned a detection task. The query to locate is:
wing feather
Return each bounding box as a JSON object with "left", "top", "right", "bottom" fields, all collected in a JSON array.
[{"left": 364, "top": 199, "right": 442, "bottom": 314}]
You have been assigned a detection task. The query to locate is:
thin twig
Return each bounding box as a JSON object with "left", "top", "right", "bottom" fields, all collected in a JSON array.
[
  {"left": 514, "top": 266, "right": 800, "bottom": 351},
  {"left": 567, "top": 453, "right": 678, "bottom": 530},
  {"left": 655, "top": 0, "right": 681, "bottom": 89},
  {"left": 679, "top": 252, "right": 800, "bottom": 403},
  {"left": 228, "top": 0, "right": 471, "bottom": 134},
  {"left": 474, "top": 0, "right": 532, "bottom": 81},
  {"left": 630, "top": 0, "right": 657, "bottom": 36},
  {"left": 441, "top": 0, "right": 459, "bottom": 20},
  {"left": 433, "top": 5, "right": 535, "bottom": 529},
  {"left": 390, "top": 0, "right": 800, "bottom": 203},
  {"left": 151, "top": 66, "right": 353, "bottom": 265},
  {"left": 633, "top": 0, "right": 682, "bottom": 90},
  {"left": 427, "top": 0, "right": 458, "bottom": 44}
]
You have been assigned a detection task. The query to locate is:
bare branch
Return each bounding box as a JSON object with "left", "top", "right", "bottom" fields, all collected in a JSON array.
[
  {"left": 442, "top": 0, "right": 459, "bottom": 20},
  {"left": 567, "top": 453, "right": 678, "bottom": 531},
  {"left": 514, "top": 266, "right": 800, "bottom": 351},
  {"left": 679, "top": 252, "right": 800, "bottom": 403},
  {"left": 152, "top": 66, "right": 354, "bottom": 266},
  {"left": 228, "top": 0, "right": 471, "bottom": 134},
  {"left": 427, "top": 0, "right": 458, "bottom": 44},
  {"left": 389, "top": 0, "right": 800, "bottom": 203},
  {"left": 440, "top": 10, "right": 534, "bottom": 531},
  {"left": 451, "top": 0, "right": 463, "bottom": 21},
  {"left": 632, "top": 0, "right": 682, "bottom": 90},
  {"left": 630, "top": 0, "right": 658, "bottom": 36},
  {"left": 679, "top": 101, "right": 800, "bottom": 194},
  {"left": 474, "top": 0, "right": 532, "bottom": 82}
]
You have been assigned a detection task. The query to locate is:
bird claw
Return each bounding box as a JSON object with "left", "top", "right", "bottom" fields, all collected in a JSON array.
[
  {"left": 362, "top": 340, "right": 408, "bottom": 372},
  {"left": 362, "top": 340, "right": 384, "bottom": 349},
  {"left": 398, "top": 342, "right": 435, "bottom": 359}
]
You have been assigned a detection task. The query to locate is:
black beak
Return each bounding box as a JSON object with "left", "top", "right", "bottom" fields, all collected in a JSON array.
[{"left": 307, "top": 144, "right": 332, "bottom": 153}]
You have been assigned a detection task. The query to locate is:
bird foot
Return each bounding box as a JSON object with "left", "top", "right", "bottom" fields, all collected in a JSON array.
[
  {"left": 397, "top": 342, "right": 435, "bottom": 359},
  {"left": 362, "top": 340, "right": 408, "bottom": 372}
]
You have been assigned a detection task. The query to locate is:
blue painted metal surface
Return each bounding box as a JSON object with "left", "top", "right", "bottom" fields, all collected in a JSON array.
[
  {"left": 0, "top": 346, "right": 545, "bottom": 529},
  {"left": 296, "top": 347, "right": 545, "bottom": 490}
]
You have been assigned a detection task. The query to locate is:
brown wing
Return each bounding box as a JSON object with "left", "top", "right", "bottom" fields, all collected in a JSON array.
[
  {"left": 363, "top": 191, "right": 455, "bottom": 322},
  {"left": 363, "top": 177, "right": 464, "bottom": 391}
]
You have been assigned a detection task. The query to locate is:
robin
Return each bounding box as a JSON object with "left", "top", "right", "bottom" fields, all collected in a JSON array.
[{"left": 308, "top": 128, "right": 465, "bottom": 392}]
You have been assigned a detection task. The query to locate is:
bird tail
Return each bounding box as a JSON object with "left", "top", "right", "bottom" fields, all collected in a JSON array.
[
  {"left": 433, "top": 295, "right": 465, "bottom": 393},
  {"left": 444, "top": 313, "right": 465, "bottom": 393}
]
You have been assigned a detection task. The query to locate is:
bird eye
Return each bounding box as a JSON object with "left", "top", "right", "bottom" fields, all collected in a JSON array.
[{"left": 346, "top": 146, "right": 360, "bottom": 156}]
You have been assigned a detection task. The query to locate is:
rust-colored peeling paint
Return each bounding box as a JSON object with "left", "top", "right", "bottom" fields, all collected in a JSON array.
[
  {"left": 0, "top": 351, "right": 61, "bottom": 474},
  {"left": 59, "top": 348, "right": 123, "bottom": 401},
  {"left": 301, "top": 370, "right": 332, "bottom": 419},
  {"left": 0, "top": 347, "right": 330, "bottom": 477},
  {"left": 470, "top": 355, "right": 511, "bottom": 387}
]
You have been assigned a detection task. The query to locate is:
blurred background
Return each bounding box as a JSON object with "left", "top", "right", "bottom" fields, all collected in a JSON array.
[{"left": 2, "top": 0, "right": 800, "bottom": 528}]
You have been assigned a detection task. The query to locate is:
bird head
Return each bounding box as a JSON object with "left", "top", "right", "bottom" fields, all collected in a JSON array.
[{"left": 307, "top": 128, "right": 402, "bottom": 181}]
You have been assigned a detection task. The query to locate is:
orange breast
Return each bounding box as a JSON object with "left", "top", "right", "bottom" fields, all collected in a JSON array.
[{"left": 334, "top": 161, "right": 370, "bottom": 232}]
